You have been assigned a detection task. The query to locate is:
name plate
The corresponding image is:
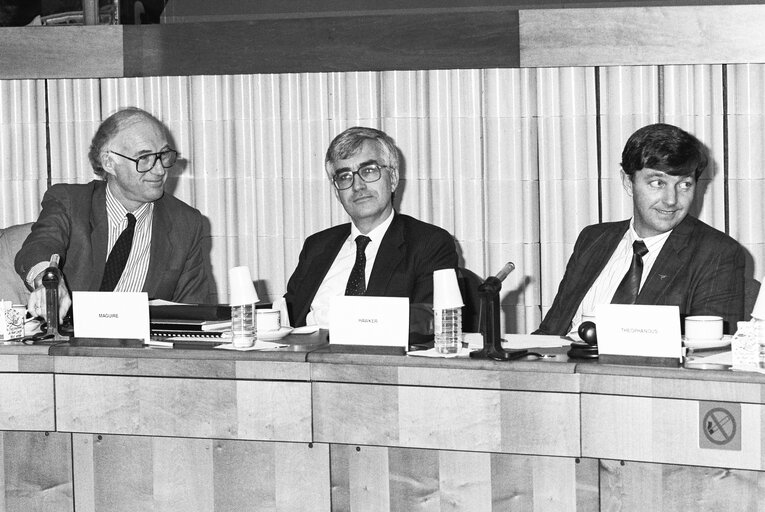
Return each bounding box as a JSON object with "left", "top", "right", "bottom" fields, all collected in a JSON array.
[
  {"left": 73, "top": 291, "right": 150, "bottom": 342},
  {"left": 329, "top": 296, "right": 409, "bottom": 347},
  {"left": 595, "top": 304, "right": 682, "bottom": 360}
]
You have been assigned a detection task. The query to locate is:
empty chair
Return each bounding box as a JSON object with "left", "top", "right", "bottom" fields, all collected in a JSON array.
[{"left": 0, "top": 222, "right": 33, "bottom": 304}]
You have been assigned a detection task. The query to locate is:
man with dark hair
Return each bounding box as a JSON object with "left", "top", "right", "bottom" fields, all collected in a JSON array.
[
  {"left": 16, "top": 107, "right": 214, "bottom": 320},
  {"left": 285, "top": 126, "right": 458, "bottom": 328},
  {"left": 535, "top": 123, "right": 745, "bottom": 335}
]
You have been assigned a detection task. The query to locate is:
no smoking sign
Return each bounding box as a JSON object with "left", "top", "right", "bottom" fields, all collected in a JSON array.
[{"left": 699, "top": 402, "right": 741, "bottom": 451}]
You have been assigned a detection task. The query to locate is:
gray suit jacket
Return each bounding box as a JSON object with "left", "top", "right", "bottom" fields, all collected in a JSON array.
[
  {"left": 535, "top": 215, "right": 746, "bottom": 335},
  {"left": 15, "top": 181, "right": 214, "bottom": 303}
]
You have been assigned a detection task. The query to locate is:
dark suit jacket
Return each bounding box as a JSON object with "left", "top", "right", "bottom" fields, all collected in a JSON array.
[
  {"left": 285, "top": 213, "right": 459, "bottom": 328},
  {"left": 15, "top": 180, "right": 214, "bottom": 303},
  {"left": 535, "top": 215, "right": 746, "bottom": 335}
]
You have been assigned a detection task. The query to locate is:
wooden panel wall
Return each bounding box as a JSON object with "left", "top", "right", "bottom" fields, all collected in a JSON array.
[
  {"left": 55, "top": 375, "right": 312, "bottom": 441},
  {"left": 0, "top": 373, "right": 54, "bottom": 430},
  {"left": 3, "top": 5, "right": 765, "bottom": 79},
  {"left": 312, "top": 382, "right": 580, "bottom": 455}
]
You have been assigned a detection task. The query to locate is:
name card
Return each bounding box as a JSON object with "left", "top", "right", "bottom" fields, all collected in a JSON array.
[
  {"left": 329, "top": 296, "right": 409, "bottom": 347},
  {"left": 595, "top": 304, "right": 682, "bottom": 360},
  {"left": 73, "top": 291, "right": 150, "bottom": 342}
]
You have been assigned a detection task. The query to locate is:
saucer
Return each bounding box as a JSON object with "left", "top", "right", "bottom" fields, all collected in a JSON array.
[
  {"left": 683, "top": 334, "right": 732, "bottom": 350},
  {"left": 257, "top": 326, "right": 293, "bottom": 341}
]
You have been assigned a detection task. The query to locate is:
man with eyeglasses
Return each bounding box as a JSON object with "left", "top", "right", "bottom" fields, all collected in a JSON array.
[
  {"left": 16, "top": 107, "right": 214, "bottom": 321},
  {"left": 285, "top": 126, "right": 458, "bottom": 330}
]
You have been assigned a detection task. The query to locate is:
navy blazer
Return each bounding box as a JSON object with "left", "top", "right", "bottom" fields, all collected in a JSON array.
[
  {"left": 535, "top": 215, "right": 746, "bottom": 335},
  {"left": 285, "top": 213, "right": 458, "bottom": 328},
  {"left": 15, "top": 180, "right": 214, "bottom": 303}
]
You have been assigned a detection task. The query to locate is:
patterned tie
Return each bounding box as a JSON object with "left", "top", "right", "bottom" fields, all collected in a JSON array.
[
  {"left": 99, "top": 213, "right": 136, "bottom": 291},
  {"left": 345, "top": 235, "right": 372, "bottom": 296},
  {"left": 611, "top": 240, "right": 649, "bottom": 304}
]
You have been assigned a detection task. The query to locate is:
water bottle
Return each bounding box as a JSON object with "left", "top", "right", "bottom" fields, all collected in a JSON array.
[
  {"left": 435, "top": 306, "right": 462, "bottom": 354},
  {"left": 753, "top": 318, "right": 765, "bottom": 369},
  {"left": 231, "top": 303, "right": 256, "bottom": 348}
]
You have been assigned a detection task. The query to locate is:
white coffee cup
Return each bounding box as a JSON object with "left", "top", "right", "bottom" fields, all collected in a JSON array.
[
  {"left": 257, "top": 309, "right": 281, "bottom": 333},
  {"left": 684, "top": 315, "right": 723, "bottom": 340}
]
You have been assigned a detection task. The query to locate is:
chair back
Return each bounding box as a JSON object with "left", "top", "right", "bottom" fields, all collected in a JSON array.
[
  {"left": 0, "top": 223, "right": 33, "bottom": 304},
  {"left": 456, "top": 267, "right": 483, "bottom": 333}
]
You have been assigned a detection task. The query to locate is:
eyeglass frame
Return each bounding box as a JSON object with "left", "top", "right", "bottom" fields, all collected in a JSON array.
[
  {"left": 109, "top": 148, "right": 178, "bottom": 173},
  {"left": 331, "top": 163, "right": 392, "bottom": 190}
]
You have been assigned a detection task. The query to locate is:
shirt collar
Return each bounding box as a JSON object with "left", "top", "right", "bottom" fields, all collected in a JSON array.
[
  {"left": 105, "top": 183, "right": 153, "bottom": 225},
  {"left": 350, "top": 209, "right": 395, "bottom": 245},
  {"left": 628, "top": 218, "right": 673, "bottom": 250}
]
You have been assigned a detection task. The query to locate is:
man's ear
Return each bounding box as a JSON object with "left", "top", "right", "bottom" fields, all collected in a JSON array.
[
  {"left": 621, "top": 169, "right": 633, "bottom": 197},
  {"left": 101, "top": 152, "right": 116, "bottom": 177},
  {"left": 389, "top": 167, "right": 399, "bottom": 192}
]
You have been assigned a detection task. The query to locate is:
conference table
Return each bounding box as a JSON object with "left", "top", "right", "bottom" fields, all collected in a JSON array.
[{"left": 0, "top": 333, "right": 762, "bottom": 511}]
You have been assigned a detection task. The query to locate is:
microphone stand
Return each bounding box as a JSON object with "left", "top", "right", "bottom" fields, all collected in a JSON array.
[
  {"left": 40, "top": 255, "right": 70, "bottom": 341},
  {"left": 470, "top": 262, "right": 529, "bottom": 361}
]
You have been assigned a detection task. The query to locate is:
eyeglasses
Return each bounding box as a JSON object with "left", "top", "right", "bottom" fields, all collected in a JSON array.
[
  {"left": 332, "top": 164, "right": 388, "bottom": 190},
  {"left": 109, "top": 149, "right": 178, "bottom": 173}
]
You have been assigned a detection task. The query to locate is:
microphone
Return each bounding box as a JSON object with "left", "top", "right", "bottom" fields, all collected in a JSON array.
[
  {"left": 493, "top": 262, "right": 516, "bottom": 283},
  {"left": 479, "top": 261, "right": 515, "bottom": 294}
]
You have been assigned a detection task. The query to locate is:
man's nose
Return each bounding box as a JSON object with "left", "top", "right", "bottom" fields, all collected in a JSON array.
[
  {"left": 148, "top": 158, "right": 166, "bottom": 175},
  {"left": 663, "top": 185, "right": 678, "bottom": 205},
  {"left": 351, "top": 172, "right": 366, "bottom": 191}
]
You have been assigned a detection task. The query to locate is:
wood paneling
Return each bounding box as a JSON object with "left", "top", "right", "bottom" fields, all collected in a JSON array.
[
  {"left": 313, "top": 382, "right": 580, "bottom": 455},
  {"left": 0, "top": 373, "right": 54, "bottom": 431},
  {"left": 520, "top": 5, "right": 765, "bottom": 67},
  {"left": 329, "top": 444, "right": 599, "bottom": 511},
  {"left": 72, "top": 434, "right": 329, "bottom": 512},
  {"left": 0, "top": 27, "right": 123, "bottom": 79},
  {"left": 599, "top": 459, "right": 765, "bottom": 511},
  {"left": 0, "top": 432, "right": 73, "bottom": 512},
  {"left": 310, "top": 360, "right": 578, "bottom": 391},
  {"left": 582, "top": 394, "right": 764, "bottom": 470},
  {"left": 55, "top": 375, "right": 312, "bottom": 441},
  {"left": 2, "top": 4, "right": 765, "bottom": 79},
  {"left": 123, "top": 12, "right": 519, "bottom": 77},
  {"left": 51, "top": 354, "right": 310, "bottom": 380}
]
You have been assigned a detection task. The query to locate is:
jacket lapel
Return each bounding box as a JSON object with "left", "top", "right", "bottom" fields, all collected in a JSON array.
[
  {"left": 366, "top": 214, "right": 405, "bottom": 296},
  {"left": 575, "top": 221, "right": 630, "bottom": 301},
  {"left": 294, "top": 226, "right": 349, "bottom": 323},
  {"left": 144, "top": 197, "right": 172, "bottom": 297},
  {"left": 89, "top": 182, "right": 109, "bottom": 290},
  {"left": 637, "top": 215, "right": 695, "bottom": 303}
]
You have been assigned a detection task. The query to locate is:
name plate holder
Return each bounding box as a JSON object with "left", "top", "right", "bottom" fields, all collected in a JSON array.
[
  {"left": 328, "top": 296, "right": 409, "bottom": 350},
  {"left": 72, "top": 291, "right": 151, "bottom": 344},
  {"left": 594, "top": 304, "right": 683, "bottom": 367}
]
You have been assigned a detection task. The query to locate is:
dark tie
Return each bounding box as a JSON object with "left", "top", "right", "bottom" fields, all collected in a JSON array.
[
  {"left": 611, "top": 240, "right": 649, "bottom": 304},
  {"left": 100, "top": 213, "right": 136, "bottom": 291},
  {"left": 345, "top": 235, "right": 372, "bottom": 296}
]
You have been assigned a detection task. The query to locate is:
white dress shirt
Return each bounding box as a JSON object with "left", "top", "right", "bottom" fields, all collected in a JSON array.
[
  {"left": 306, "top": 210, "right": 395, "bottom": 327},
  {"left": 103, "top": 185, "right": 153, "bottom": 292},
  {"left": 569, "top": 219, "right": 672, "bottom": 334}
]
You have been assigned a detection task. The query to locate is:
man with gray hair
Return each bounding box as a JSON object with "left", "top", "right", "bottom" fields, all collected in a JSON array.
[
  {"left": 285, "top": 126, "right": 458, "bottom": 329},
  {"left": 16, "top": 106, "right": 214, "bottom": 321}
]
